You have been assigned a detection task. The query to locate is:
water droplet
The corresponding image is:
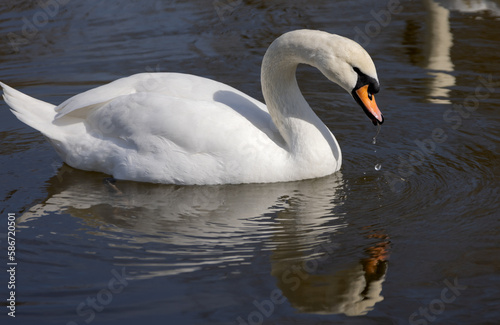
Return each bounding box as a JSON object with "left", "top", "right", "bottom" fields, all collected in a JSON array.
[
  {"left": 372, "top": 124, "right": 381, "bottom": 145},
  {"left": 374, "top": 163, "right": 382, "bottom": 171}
]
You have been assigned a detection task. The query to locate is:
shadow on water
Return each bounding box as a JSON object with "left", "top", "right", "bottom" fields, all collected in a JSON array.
[{"left": 18, "top": 163, "right": 390, "bottom": 316}]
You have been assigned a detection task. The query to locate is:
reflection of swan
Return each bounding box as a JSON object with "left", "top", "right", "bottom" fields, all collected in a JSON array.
[
  {"left": 422, "top": 0, "right": 500, "bottom": 103},
  {"left": 1, "top": 30, "right": 383, "bottom": 185},
  {"left": 19, "top": 165, "right": 389, "bottom": 313},
  {"left": 423, "top": 0, "right": 456, "bottom": 104},
  {"left": 18, "top": 166, "right": 346, "bottom": 276},
  {"left": 271, "top": 204, "right": 390, "bottom": 316},
  {"left": 272, "top": 259, "right": 388, "bottom": 316}
]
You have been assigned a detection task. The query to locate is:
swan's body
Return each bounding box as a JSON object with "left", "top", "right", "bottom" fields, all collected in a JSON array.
[{"left": 1, "top": 30, "right": 383, "bottom": 185}]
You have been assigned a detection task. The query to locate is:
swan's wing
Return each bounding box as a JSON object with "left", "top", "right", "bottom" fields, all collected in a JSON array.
[
  {"left": 55, "top": 73, "right": 270, "bottom": 119},
  {"left": 55, "top": 77, "right": 136, "bottom": 119},
  {"left": 73, "top": 91, "right": 286, "bottom": 184},
  {"left": 84, "top": 92, "right": 281, "bottom": 154},
  {"left": 54, "top": 73, "right": 285, "bottom": 184}
]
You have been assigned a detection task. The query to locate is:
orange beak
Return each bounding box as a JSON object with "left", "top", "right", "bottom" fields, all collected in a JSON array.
[{"left": 355, "top": 85, "right": 384, "bottom": 125}]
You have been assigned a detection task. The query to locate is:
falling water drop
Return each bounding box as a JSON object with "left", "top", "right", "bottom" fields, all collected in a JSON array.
[
  {"left": 372, "top": 123, "right": 381, "bottom": 145},
  {"left": 372, "top": 125, "right": 382, "bottom": 171}
]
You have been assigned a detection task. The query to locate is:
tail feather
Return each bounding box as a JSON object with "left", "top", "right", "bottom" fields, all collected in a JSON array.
[{"left": 1, "top": 82, "right": 58, "bottom": 138}]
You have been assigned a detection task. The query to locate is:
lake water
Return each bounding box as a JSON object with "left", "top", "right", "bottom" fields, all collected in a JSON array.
[{"left": 1, "top": 1, "right": 499, "bottom": 324}]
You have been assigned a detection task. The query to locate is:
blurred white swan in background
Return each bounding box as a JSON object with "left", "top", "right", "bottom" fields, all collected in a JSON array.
[
  {"left": 1, "top": 29, "right": 383, "bottom": 185},
  {"left": 439, "top": 0, "right": 500, "bottom": 14}
]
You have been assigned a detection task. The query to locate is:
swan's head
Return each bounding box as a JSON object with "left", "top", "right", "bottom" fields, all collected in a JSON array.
[
  {"left": 263, "top": 30, "right": 384, "bottom": 125},
  {"left": 350, "top": 65, "right": 383, "bottom": 125},
  {"left": 313, "top": 33, "right": 384, "bottom": 125}
]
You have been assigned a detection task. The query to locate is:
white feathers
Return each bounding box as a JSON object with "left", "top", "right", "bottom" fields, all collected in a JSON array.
[{"left": 1, "top": 30, "right": 379, "bottom": 185}]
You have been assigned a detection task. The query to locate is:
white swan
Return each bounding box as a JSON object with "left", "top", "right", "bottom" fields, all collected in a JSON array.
[{"left": 1, "top": 29, "right": 383, "bottom": 185}]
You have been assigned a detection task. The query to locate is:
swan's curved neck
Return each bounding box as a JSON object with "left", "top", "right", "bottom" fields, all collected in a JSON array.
[{"left": 260, "top": 32, "right": 340, "bottom": 163}]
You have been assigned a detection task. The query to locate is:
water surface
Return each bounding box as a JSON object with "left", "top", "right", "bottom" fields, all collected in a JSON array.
[{"left": 1, "top": 1, "right": 499, "bottom": 324}]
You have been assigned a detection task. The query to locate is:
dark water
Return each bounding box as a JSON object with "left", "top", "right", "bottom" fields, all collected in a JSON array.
[{"left": 1, "top": 1, "right": 499, "bottom": 324}]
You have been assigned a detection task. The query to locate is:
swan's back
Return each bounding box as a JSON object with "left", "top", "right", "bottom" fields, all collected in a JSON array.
[{"left": 3, "top": 73, "right": 291, "bottom": 184}]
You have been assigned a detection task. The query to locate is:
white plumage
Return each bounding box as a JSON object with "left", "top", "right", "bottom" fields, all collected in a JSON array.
[{"left": 1, "top": 30, "right": 383, "bottom": 185}]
